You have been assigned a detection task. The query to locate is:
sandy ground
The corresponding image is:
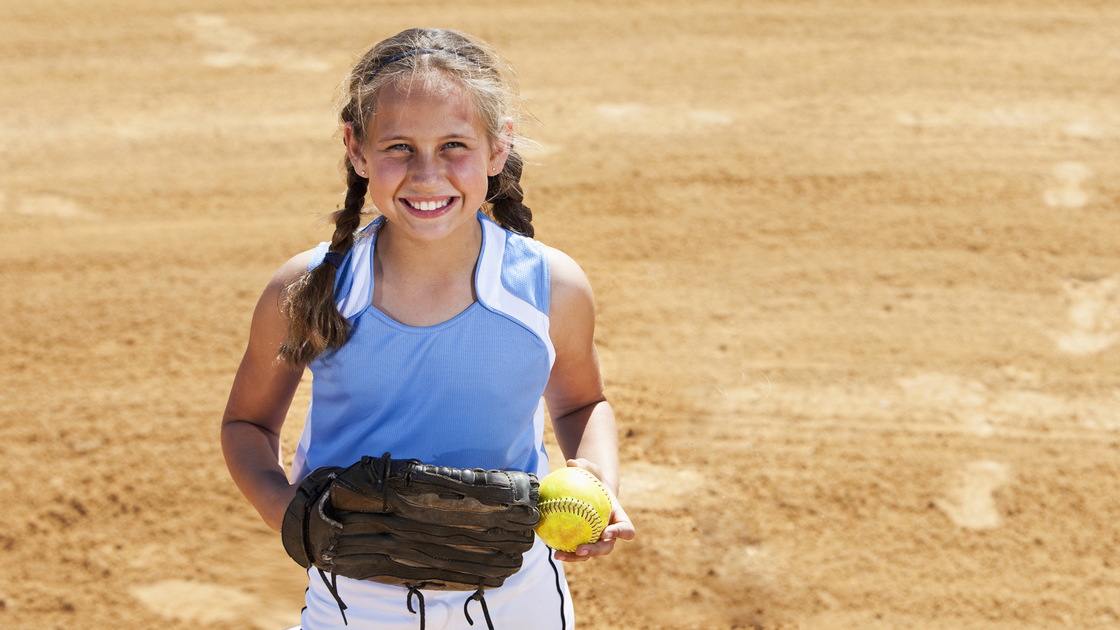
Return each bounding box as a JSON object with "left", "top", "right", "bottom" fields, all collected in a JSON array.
[{"left": 3, "top": 1, "right": 1120, "bottom": 628}]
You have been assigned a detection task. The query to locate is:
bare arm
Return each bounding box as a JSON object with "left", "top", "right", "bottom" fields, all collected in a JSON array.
[
  {"left": 220, "top": 252, "right": 313, "bottom": 531},
  {"left": 544, "top": 247, "right": 635, "bottom": 561}
]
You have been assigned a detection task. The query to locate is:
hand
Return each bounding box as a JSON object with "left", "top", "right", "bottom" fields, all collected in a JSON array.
[{"left": 551, "top": 459, "right": 636, "bottom": 563}]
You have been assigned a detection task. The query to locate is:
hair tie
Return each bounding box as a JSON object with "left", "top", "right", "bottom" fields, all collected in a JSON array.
[
  {"left": 366, "top": 48, "right": 479, "bottom": 82},
  {"left": 323, "top": 252, "right": 345, "bottom": 269}
]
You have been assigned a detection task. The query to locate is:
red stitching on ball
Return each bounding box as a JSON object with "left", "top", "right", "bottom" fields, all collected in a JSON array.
[{"left": 540, "top": 497, "right": 605, "bottom": 539}]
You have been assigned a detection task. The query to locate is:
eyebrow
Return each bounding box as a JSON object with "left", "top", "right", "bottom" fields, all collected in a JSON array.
[{"left": 376, "top": 132, "right": 480, "bottom": 143}]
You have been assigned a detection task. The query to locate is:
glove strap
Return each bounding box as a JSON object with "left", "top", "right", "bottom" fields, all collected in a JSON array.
[
  {"left": 362, "top": 452, "right": 395, "bottom": 511},
  {"left": 317, "top": 569, "right": 348, "bottom": 626},
  {"left": 463, "top": 587, "right": 495, "bottom": 630},
  {"left": 406, "top": 585, "right": 426, "bottom": 630}
]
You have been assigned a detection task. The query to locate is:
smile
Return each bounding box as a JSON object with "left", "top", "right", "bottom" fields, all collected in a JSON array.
[{"left": 403, "top": 198, "right": 455, "bottom": 212}]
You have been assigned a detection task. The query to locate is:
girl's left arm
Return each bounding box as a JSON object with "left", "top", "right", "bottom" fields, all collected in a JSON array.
[{"left": 543, "top": 247, "right": 636, "bottom": 562}]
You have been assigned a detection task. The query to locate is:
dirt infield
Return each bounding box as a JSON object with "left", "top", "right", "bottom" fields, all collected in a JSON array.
[{"left": 3, "top": 1, "right": 1120, "bottom": 628}]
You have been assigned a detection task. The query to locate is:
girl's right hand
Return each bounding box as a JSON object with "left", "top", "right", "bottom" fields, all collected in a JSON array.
[{"left": 551, "top": 459, "right": 636, "bottom": 563}]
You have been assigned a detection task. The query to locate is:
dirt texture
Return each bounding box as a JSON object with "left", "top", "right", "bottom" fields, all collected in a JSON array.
[{"left": 3, "top": 1, "right": 1120, "bottom": 628}]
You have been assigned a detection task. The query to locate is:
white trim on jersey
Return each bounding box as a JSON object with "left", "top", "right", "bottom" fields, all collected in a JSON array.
[
  {"left": 472, "top": 218, "right": 559, "bottom": 480},
  {"left": 295, "top": 214, "right": 556, "bottom": 481},
  {"left": 476, "top": 217, "right": 557, "bottom": 369},
  {"left": 532, "top": 398, "right": 551, "bottom": 478},
  {"left": 336, "top": 230, "right": 376, "bottom": 320}
]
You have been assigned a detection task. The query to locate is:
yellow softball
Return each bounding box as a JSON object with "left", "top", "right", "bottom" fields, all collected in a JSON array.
[{"left": 535, "top": 466, "right": 613, "bottom": 553}]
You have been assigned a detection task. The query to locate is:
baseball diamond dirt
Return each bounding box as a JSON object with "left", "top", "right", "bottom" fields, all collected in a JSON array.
[{"left": 2, "top": 1, "right": 1120, "bottom": 628}]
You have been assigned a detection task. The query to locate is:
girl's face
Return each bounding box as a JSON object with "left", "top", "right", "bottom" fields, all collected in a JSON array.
[{"left": 346, "top": 75, "right": 510, "bottom": 245}]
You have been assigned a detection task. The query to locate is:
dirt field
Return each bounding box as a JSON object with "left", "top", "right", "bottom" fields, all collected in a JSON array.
[{"left": 3, "top": 1, "right": 1120, "bottom": 628}]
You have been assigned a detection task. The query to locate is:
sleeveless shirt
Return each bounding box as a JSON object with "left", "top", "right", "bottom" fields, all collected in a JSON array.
[
  {"left": 290, "top": 211, "right": 556, "bottom": 482},
  {"left": 290, "top": 212, "right": 572, "bottom": 629}
]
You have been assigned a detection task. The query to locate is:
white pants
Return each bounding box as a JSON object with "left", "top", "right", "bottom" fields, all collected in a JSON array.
[{"left": 300, "top": 538, "right": 573, "bottom": 630}]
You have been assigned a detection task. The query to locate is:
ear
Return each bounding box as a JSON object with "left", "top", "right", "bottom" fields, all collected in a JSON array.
[
  {"left": 343, "top": 122, "right": 369, "bottom": 175},
  {"left": 488, "top": 118, "right": 515, "bottom": 176}
]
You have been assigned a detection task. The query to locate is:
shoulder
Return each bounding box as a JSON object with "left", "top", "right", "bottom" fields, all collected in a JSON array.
[
  {"left": 546, "top": 247, "right": 594, "bottom": 303},
  {"left": 542, "top": 247, "right": 603, "bottom": 410},
  {"left": 545, "top": 246, "right": 595, "bottom": 335},
  {"left": 235, "top": 249, "right": 319, "bottom": 378},
  {"left": 267, "top": 249, "right": 318, "bottom": 294},
  {"left": 250, "top": 248, "right": 320, "bottom": 324}
]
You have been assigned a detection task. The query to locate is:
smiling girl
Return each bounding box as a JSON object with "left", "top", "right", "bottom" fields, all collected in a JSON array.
[{"left": 220, "top": 28, "right": 633, "bottom": 630}]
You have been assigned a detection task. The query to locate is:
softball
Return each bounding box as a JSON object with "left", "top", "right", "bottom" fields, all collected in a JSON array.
[{"left": 535, "top": 466, "right": 613, "bottom": 553}]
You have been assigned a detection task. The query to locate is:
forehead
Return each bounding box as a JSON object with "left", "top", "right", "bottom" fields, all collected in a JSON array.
[{"left": 370, "top": 73, "right": 482, "bottom": 139}]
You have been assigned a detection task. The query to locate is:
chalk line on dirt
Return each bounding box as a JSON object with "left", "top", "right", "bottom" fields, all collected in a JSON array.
[
  {"left": 716, "top": 369, "right": 1120, "bottom": 438},
  {"left": 621, "top": 461, "right": 704, "bottom": 510},
  {"left": 1063, "top": 119, "right": 1107, "bottom": 139},
  {"left": 934, "top": 461, "right": 1010, "bottom": 530},
  {"left": 594, "top": 103, "right": 734, "bottom": 134},
  {"left": 0, "top": 191, "right": 100, "bottom": 220},
  {"left": 1055, "top": 276, "right": 1119, "bottom": 355},
  {"left": 131, "top": 580, "right": 257, "bottom": 623},
  {"left": 177, "top": 13, "right": 329, "bottom": 72},
  {"left": 897, "top": 105, "right": 1115, "bottom": 140},
  {"left": 1044, "top": 161, "right": 1092, "bottom": 209},
  {"left": 130, "top": 579, "right": 299, "bottom": 630}
]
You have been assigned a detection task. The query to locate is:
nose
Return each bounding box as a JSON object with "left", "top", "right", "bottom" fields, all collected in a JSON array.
[{"left": 409, "top": 152, "right": 441, "bottom": 189}]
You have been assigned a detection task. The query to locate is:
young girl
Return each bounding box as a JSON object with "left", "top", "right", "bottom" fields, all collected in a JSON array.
[{"left": 220, "top": 28, "right": 634, "bottom": 630}]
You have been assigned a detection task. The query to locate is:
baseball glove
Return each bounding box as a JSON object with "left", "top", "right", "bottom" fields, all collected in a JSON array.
[{"left": 282, "top": 453, "right": 540, "bottom": 625}]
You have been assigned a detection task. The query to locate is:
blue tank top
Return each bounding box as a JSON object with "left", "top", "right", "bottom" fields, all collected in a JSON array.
[{"left": 290, "top": 212, "right": 555, "bottom": 482}]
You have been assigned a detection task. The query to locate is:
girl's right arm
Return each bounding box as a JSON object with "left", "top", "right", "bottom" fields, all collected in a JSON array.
[{"left": 220, "top": 252, "right": 314, "bottom": 532}]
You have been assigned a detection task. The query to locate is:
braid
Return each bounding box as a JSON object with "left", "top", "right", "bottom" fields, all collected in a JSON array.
[
  {"left": 487, "top": 148, "right": 533, "bottom": 237},
  {"left": 277, "top": 163, "right": 368, "bottom": 366},
  {"left": 332, "top": 163, "right": 368, "bottom": 251},
  {"left": 277, "top": 28, "right": 531, "bottom": 364}
]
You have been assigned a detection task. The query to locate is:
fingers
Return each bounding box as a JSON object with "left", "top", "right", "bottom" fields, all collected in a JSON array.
[
  {"left": 552, "top": 537, "right": 616, "bottom": 562},
  {"left": 553, "top": 458, "right": 636, "bottom": 562},
  {"left": 551, "top": 504, "right": 636, "bottom": 563},
  {"left": 608, "top": 498, "right": 635, "bottom": 537},
  {"left": 565, "top": 458, "right": 601, "bottom": 477},
  {"left": 604, "top": 518, "right": 636, "bottom": 543}
]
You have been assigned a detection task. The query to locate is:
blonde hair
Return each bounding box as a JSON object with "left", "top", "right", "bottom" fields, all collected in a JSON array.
[{"left": 278, "top": 28, "right": 532, "bottom": 366}]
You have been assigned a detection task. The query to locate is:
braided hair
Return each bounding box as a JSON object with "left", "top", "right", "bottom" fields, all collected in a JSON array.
[{"left": 278, "top": 28, "right": 533, "bottom": 365}]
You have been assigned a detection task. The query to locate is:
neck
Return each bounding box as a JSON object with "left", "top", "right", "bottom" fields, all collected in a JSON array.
[
  {"left": 374, "top": 214, "right": 482, "bottom": 284},
  {"left": 370, "top": 214, "right": 483, "bottom": 327}
]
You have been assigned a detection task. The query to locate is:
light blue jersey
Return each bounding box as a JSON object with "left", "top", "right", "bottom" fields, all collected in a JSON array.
[
  {"left": 291, "top": 211, "right": 555, "bottom": 481},
  {"left": 289, "top": 212, "right": 571, "bottom": 629}
]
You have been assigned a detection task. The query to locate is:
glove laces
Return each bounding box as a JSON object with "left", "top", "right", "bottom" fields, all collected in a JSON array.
[
  {"left": 406, "top": 585, "right": 426, "bottom": 629},
  {"left": 363, "top": 452, "right": 395, "bottom": 512},
  {"left": 399, "top": 583, "right": 495, "bottom": 630},
  {"left": 317, "top": 568, "right": 560, "bottom": 630},
  {"left": 317, "top": 568, "right": 348, "bottom": 625},
  {"left": 464, "top": 586, "right": 495, "bottom": 630}
]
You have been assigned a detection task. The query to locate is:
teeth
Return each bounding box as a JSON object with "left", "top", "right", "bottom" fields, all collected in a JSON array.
[{"left": 411, "top": 199, "right": 451, "bottom": 211}]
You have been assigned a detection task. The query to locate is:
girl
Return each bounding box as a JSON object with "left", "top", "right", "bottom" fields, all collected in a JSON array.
[{"left": 220, "top": 28, "right": 634, "bottom": 630}]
